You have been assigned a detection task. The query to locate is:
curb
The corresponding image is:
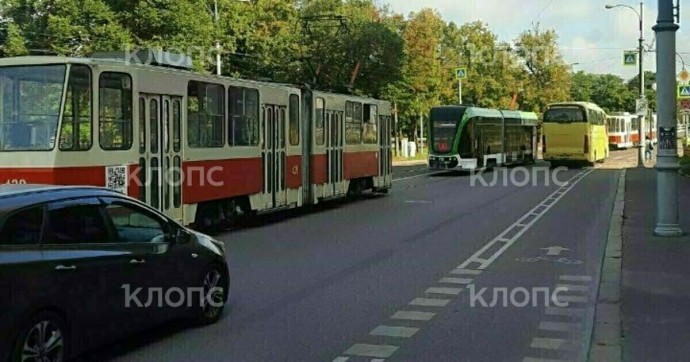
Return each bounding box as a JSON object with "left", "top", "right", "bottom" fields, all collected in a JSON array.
[
  {"left": 392, "top": 160, "right": 427, "bottom": 167},
  {"left": 587, "top": 169, "right": 625, "bottom": 361}
]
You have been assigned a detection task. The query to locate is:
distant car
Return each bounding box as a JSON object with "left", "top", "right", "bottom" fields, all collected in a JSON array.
[{"left": 0, "top": 185, "right": 229, "bottom": 362}]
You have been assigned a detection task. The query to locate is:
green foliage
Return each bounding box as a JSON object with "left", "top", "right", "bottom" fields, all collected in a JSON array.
[
  {"left": 2, "top": 0, "right": 629, "bottom": 141},
  {"left": 569, "top": 70, "right": 658, "bottom": 114},
  {"left": 513, "top": 24, "right": 572, "bottom": 115},
  {"left": 1, "top": 22, "right": 28, "bottom": 56}
]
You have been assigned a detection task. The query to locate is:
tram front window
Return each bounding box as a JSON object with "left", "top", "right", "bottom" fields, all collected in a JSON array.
[
  {"left": 0, "top": 65, "right": 67, "bottom": 151},
  {"left": 432, "top": 120, "right": 457, "bottom": 153}
]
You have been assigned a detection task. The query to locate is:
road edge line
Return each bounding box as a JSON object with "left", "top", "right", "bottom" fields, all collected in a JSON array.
[{"left": 586, "top": 169, "right": 625, "bottom": 362}]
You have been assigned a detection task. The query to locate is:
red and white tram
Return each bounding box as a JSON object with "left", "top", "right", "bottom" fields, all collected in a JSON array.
[
  {"left": 0, "top": 51, "right": 393, "bottom": 228},
  {"left": 607, "top": 112, "right": 657, "bottom": 149},
  {"left": 607, "top": 113, "right": 635, "bottom": 149}
]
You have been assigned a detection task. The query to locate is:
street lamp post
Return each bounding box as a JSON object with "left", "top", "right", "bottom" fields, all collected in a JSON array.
[
  {"left": 213, "top": 0, "right": 221, "bottom": 75},
  {"left": 209, "top": 0, "right": 253, "bottom": 76},
  {"left": 606, "top": 2, "right": 645, "bottom": 168},
  {"left": 653, "top": 0, "right": 683, "bottom": 236}
]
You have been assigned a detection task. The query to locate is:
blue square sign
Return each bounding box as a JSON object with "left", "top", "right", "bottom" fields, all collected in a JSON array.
[
  {"left": 679, "top": 85, "right": 690, "bottom": 98},
  {"left": 456, "top": 68, "right": 467, "bottom": 80}
]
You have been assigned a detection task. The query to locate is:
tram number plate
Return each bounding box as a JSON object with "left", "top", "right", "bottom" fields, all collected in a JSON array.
[{"left": 4, "top": 179, "right": 26, "bottom": 184}]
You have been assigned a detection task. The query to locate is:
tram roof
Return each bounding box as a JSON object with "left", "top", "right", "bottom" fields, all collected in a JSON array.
[
  {"left": 0, "top": 55, "right": 389, "bottom": 103},
  {"left": 0, "top": 55, "right": 297, "bottom": 92}
]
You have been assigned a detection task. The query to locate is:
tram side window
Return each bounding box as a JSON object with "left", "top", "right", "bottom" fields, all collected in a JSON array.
[
  {"left": 188, "top": 81, "right": 224, "bottom": 148},
  {"left": 59, "top": 65, "right": 92, "bottom": 151},
  {"left": 99, "top": 72, "right": 133, "bottom": 150},
  {"left": 345, "top": 101, "right": 362, "bottom": 144},
  {"left": 363, "top": 104, "right": 378, "bottom": 144},
  {"left": 289, "top": 94, "right": 299, "bottom": 146},
  {"left": 315, "top": 97, "right": 325, "bottom": 146},
  {"left": 228, "top": 86, "right": 259, "bottom": 146}
]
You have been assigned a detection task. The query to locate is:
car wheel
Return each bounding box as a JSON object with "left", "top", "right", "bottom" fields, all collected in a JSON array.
[
  {"left": 191, "top": 266, "right": 228, "bottom": 326},
  {"left": 12, "top": 311, "right": 68, "bottom": 362}
]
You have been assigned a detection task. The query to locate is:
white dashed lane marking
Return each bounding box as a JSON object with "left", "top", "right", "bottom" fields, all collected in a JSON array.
[
  {"left": 522, "top": 357, "right": 574, "bottom": 362},
  {"left": 530, "top": 337, "right": 567, "bottom": 350},
  {"left": 450, "top": 268, "right": 482, "bottom": 275},
  {"left": 555, "top": 284, "right": 590, "bottom": 292},
  {"left": 424, "top": 287, "right": 463, "bottom": 295},
  {"left": 544, "top": 307, "right": 586, "bottom": 317},
  {"left": 331, "top": 357, "right": 349, "bottom": 362},
  {"left": 559, "top": 275, "right": 592, "bottom": 282},
  {"left": 332, "top": 169, "right": 594, "bottom": 361},
  {"left": 343, "top": 344, "right": 398, "bottom": 358},
  {"left": 538, "top": 321, "right": 582, "bottom": 332},
  {"left": 523, "top": 274, "right": 595, "bottom": 361},
  {"left": 554, "top": 295, "right": 588, "bottom": 304},
  {"left": 370, "top": 325, "right": 419, "bottom": 338},
  {"left": 438, "top": 277, "right": 473, "bottom": 284},
  {"left": 391, "top": 311, "right": 435, "bottom": 321},
  {"left": 409, "top": 298, "right": 451, "bottom": 307}
]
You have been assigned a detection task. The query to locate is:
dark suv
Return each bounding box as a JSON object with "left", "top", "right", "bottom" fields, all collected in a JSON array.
[{"left": 0, "top": 185, "right": 230, "bottom": 362}]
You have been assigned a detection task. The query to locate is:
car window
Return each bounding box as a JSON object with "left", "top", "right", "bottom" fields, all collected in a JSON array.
[
  {"left": 104, "top": 203, "right": 167, "bottom": 243},
  {"left": 47, "top": 205, "right": 111, "bottom": 244},
  {"left": 0, "top": 206, "right": 44, "bottom": 246}
]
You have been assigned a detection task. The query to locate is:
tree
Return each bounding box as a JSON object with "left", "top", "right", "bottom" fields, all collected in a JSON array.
[
  {"left": 570, "top": 71, "right": 637, "bottom": 113},
  {"left": 513, "top": 24, "right": 572, "bottom": 115},
  {"left": 626, "top": 71, "right": 657, "bottom": 112},
  {"left": 1, "top": 22, "right": 29, "bottom": 56},
  {"left": 399, "top": 8, "right": 444, "bottom": 141}
]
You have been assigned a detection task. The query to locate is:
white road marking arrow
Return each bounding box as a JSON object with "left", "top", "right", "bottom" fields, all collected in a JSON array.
[{"left": 541, "top": 246, "right": 570, "bottom": 256}]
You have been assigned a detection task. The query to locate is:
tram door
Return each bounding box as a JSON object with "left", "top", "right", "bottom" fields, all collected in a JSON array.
[
  {"left": 326, "top": 111, "right": 343, "bottom": 195},
  {"left": 379, "top": 115, "right": 391, "bottom": 179},
  {"left": 262, "top": 105, "right": 287, "bottom": 208},
  {"left": 138, "top": 94, "right": 184, "bottom": 222}
]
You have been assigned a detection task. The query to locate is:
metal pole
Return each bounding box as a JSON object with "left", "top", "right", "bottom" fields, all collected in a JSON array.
[
  {"left": 394, "top": 102, "right": 399, "bottom": 156},
  {"left": 637, "top": 1, "right": 645, "bottom": 167},
  {"left": 420, "top": 113, "right": 424, "bottom": 155},
  {"left": 458, "top": 79, "right": 463, "bottom": 104},
  {"left": 214, "top": 0, "right": 221, "bottom": 75},
  {"left": 653, "top": 0, "right": 683, "bottom": 236}
]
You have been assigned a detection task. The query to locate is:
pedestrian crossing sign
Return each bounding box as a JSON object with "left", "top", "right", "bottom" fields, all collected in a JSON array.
[
  {"left": 623, "top": 51, "right": 637, "bottom": 66},
  {"left": 456, "top": 67, "right": 467, "bottom": 80},
  {"left": 679, "top": 85, "right": 690, "bottom": 99}
]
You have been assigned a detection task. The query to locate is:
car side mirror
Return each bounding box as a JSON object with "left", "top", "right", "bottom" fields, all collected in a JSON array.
[
  {"left": 168, "top": 227, "right": 191, "bottom": 244},
  {"left": 174, "top": 228, "right": 192, "bottom": 244}
]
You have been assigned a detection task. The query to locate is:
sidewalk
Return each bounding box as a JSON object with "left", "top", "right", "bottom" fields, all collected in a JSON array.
[{"left": 620, "top": 167, "right": 690, "bottom": 361}]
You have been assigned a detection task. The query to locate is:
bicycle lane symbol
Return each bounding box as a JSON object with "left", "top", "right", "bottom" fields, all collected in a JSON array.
[{"left": 515, "top": 256, "right": 582, "bottom": 264}]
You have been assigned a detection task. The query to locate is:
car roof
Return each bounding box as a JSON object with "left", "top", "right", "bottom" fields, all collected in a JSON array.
[{"left": 0, "top": 185, "right": 138, "bottom": 216}]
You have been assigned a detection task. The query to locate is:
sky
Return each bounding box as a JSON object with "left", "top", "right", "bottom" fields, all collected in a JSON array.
[{"left": 379, "top": 0, "right": 689, "bottom": 82}]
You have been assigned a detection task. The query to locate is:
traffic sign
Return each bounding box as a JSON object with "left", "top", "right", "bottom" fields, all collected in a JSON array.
[
  {"left": 455, "top": 67, "right": 467, "bottom": 80},
  {"left": 681, "top": 99, "right": 690, "bottom": 110},
  {"left": 623, "top": 51, "right": 637, "bottom": 66},
  {"left": 678, "top": 84, "right": 690, "bottom": 98},
  {"left": 636, "top": 98, "right": 648, "bottom": 116},
  {"left": 680, "top": 69, "right": 690, "bottom": 83}
]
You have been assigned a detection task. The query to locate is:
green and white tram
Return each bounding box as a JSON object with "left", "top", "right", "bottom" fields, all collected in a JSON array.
[{"left": 428, "top": 105, "right": 538, "bottom": 171}]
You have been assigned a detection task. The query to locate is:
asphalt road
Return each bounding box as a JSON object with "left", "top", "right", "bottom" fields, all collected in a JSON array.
[{"left": 85, "top": 150, "right": 638, "bottom": 362}]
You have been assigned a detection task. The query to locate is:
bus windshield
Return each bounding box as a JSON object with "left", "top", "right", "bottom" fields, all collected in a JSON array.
[
  {"left": 432, "top": 120, "right": 457, "bottom": 153},
  {"left": 0, "top": 65, "right": 67, "bottom": 151},
  {"left": 543, "top": 107, "right": 586, "bottom": 123}
]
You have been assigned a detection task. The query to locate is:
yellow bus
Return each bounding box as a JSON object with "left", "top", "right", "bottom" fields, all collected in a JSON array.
[{"left": 542, "top": 102, "right": 609, "bottom": 166}]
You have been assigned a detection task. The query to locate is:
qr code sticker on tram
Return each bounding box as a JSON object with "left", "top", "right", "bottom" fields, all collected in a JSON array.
[{"left": 106, "top": 166, "right": 128, "bottom": 194}]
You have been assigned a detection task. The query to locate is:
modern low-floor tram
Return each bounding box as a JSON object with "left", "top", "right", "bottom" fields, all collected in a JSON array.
[{"left": 428, "top": 105, "right": 538, "bottom": 171}]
